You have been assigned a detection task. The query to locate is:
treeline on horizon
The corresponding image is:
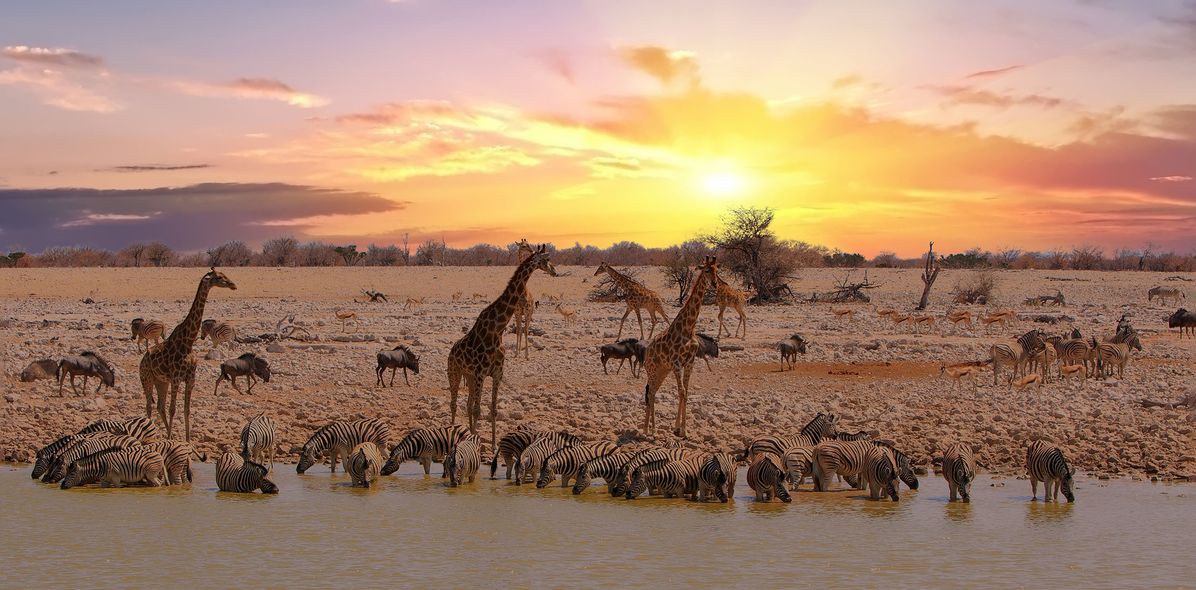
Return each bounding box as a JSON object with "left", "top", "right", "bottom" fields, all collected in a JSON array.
[{"left": 3, "top": 237, "right": 1194, "bottom": 273}]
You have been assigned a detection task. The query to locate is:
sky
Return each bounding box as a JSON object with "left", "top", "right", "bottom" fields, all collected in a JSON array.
[{"left": 1, "top": 0, "right": 1195, "bottom": 256}]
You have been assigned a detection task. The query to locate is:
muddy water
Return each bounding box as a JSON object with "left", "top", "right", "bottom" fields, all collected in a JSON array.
[{"left": 0, "top": 464, "right": 1191, "bottom": 589}]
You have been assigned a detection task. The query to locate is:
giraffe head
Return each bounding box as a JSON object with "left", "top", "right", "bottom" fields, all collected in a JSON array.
[
  {"left": 521, "top": 244, "right": 555, "bottom": 276},
  {"left": 203, "top": 267, "right": 238, "bottom": 291},
  {"left": 516, "top": 238, "right": 534, "bottom": 261},
  {"left": 697, "top": 255, "right": 719, "bottom": 282},
  {"left": 593, "top": 261, "right": 611, "bottom": 277}
]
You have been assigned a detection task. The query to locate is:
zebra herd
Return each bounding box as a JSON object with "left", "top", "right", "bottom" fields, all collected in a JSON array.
[
  {"left": 30, "top": 411, "right": 1078, "bottom": 504},
  {"left": 983, "top": 320, "right": 1145, "bottom": 390}
]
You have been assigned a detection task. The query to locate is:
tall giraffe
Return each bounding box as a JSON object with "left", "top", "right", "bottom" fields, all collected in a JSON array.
[
  {"left": 447, "top": 244, "right": 555, "bottom": 450},
  {"left": 714, "top": 275, "right": 749, "bottom": 339},
  {"left": 140, "top": 268, "right": 237, "bottom": 440},
  {"left": 642, "top": 256, "right": 718, "bottom": 438},
  {"left": 594, "top": 262, "right": 671, "bottom": 339}
]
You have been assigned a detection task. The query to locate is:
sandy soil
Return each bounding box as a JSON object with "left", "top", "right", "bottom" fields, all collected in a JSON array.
[{"left": 1, "top": 266, "right": 1193, "bottom": 479}]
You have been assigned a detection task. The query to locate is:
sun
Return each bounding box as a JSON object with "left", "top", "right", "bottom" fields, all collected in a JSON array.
[{"left": 699, "top": 170, "right": 747, "bottom": 197}]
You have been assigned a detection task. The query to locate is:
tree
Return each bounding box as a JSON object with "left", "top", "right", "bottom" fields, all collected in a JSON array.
[
  {"left": 700, "top": 206, "right": 795, "bottom": 302},
  {"left": 207, "top": 241, "right": 253, "bottom": 266},
  {"left": 1071, "top": 245, "right": 1103, "bottom": 270},
  {"left": 299, "top": 241, "right": 338, "bottom": 266},
  {"left": 260, "top": 237, "right": 299, "bottom": 266},
  {"left": 119, "top": 243, "right": 148, "bottom": 267},
  {"left": 993, "top": 248, "right": 1021, "bottom": 269},
  {"left": 334, "top": 244, "right": 366, "bottom": 266},
  {"left": 415, "top": 240, "right": 446, "bottom": 266},
  {"left": 366, "top": 244, "right": 402, "bottom": 266},
  {"left": 143, "top": 242, "right": 176, "bottom": 267},
  {"left": 662, "top": 240, "right": 711, "bottom": 305},
  {"left": 916, "top": 241, "right": 941, "bottom": 310},
  {"left": 871, "top": 252, "right": 900, "bottom": 268},
  {"left": 824, "top": 251, "right": 865, "bottom": 267}
]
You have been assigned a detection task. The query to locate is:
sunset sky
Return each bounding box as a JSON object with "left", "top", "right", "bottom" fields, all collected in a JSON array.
[{"left": 2, "top": 0, "right": 1195, "bottom": 256}]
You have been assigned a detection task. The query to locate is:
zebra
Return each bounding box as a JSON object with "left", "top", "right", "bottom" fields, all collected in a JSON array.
[
  {"left": 989, "top": 329, "right": 1043, "bottom": 385},
  {"left": 940, "top": 443, "right": 976, "bottom": 502},
  {"left": 491, "top": 428, "right": 549, "bottom": 479},
  {"left": 861, "top": 444, "right": 901, "bottom": 501},
  {"left": 515, "top": 431, "right": 581, "bottom": 485},
  {"left": 141, "top": 440, "right": 198, "bottom": 485},
  {"left": 114, "top": 416, "right": 159, "bottom": 442},
  {"left": 346, "top": 442, "right": 383, "bottom": 488},
  {"left": 375, "top": 345, "right": 420, "bottom": 387},
  {"left": 1046, "top": 334, "right": 1093, "bottom": 378},
  {"left": 56, "top": 352, "right": 115, "bottom": 396},
  {"left": 33, "top": 434, "right": 83, "bottom": 480},
  {"left": 76, "top": 418, "right": 124, "bottom": 436},
  {"left": 1026, "top": 440, "right": 1075, "bottom": 502},
  {"left": 1148, "top": 286, "right": 1184, "bottom": 306},
  {"left": 130, "top": 318, "right": 165, "bottom": 352},
  {"left": 832, "top": 430, "right": 873, "bottom": 442},
  {"left": 381, "top": 425, "right": 471, "bottom": 476},
  {"left": 877, "top": 441, "right": 919, "bottom": 490},
  {"left": 610, "top": 447, "right": 696, "bottom": 497},
  {"left": 536, "top": 441, "right": 619, "bottom": 488},
  {"left": 200, "top": 319, "right": 236, "bottom": 348},
  {"left": 61, "top": 445, "right": 167, "bottom": 489},
  {"left": 240, "top": 413, "right": 276, "bottom": 471},
  {"left": 216, "top": 452, "right": 278, "bottom": 494},
  {"left": 747, "top": 452, "right": 791, "bottom": 502},
  {"left": 297, "top": 418, "right": 390, "bottom": 474},
  {"left": 43, "top": 433, "right": 140, "bottom": 484},
  {"left": 1094, "top": 327, "right": 1142, "bottom": 379},
  {"left": 572, "top": 452, "right": 635, "bottom": 495},
  {"left": 215, "top": 353, "right": 271, "bottom": 395},
  {"left": 697, "top": 453, "right": 737, "bottom": 503},
  {"left": 781, "top": 445, "right": 815, "bottom": 488},
  {"left": 625, "top": 456, "right": 703, "bottom": 500},
  {"left": 744, "top": 412, "right": 839, "bottom": 460},
  {"left": 444, "top": 438, "right": 482, "bottom": 486},
  {"left": 811, "top": 439, "right": 874, "bottom": 492}
]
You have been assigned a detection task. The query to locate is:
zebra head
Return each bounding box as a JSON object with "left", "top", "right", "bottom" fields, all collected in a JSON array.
[
  {"left": 250, "top": 462, "right": 279, "bottom": 494},
  {"left": 1061, "top": 466, "right": 1076, "bottom": 502},
  {"left": 535, "top": 455, "right": 558, "bottom": 489},
  {"left": 624, "top": 468, "right": 648, "bottom": 500},
  {"left": 571, "top": 464, "right": 590, "bottom": 495},
  {"left": 296, "top": 444, "right": 322, "bottom": 474},
  {"left": 380, "top": 438, "right": 415, "bottom": 476},
  {"left": 445, "top": 448, "right": 464, "bottom": 487}
]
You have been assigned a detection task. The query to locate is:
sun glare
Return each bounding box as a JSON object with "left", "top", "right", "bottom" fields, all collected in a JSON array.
[{"left": 699, "top": 170, "right": 747, "bottom": 197}]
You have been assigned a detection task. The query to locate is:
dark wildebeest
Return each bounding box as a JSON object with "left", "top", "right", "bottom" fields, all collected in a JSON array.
[
  {"left": 56, "top": 352, "right": 115, "bottom": 396},
  {"left": 695, "top": 333, "right": 720, "bottom": 371},
  {"left": 21, "top": 359, "right": 59, "bottom": 382},
  {"left": 214, "top": 353, "right": 271, "bottom": 394},
  {"left": 376, "top": 345, "right": 420, "bottom": 387},
  {"left": 778, "top": 334, "right": 808, "bottom": 371},
  {"left": 1169, "top": 308, "right": 1196, "bottom": 339},
  {"left": 599, "top": 338, "right": 646, "bottom": 376}
]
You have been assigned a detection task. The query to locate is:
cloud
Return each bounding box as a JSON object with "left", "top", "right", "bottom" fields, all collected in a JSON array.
[
  {"left": 102, "top": 164, "right": 212, "bottom": 172},
  {"left": 929, "top": 85, "right": 1068, "bottom": 109},
  {"left": 0, "top": 182, "right": 402, "bottom": 251},
  {"left": 963, "top": 65, "right": 1024, "bottom": 80},
  {"left": 1, "top": 46, "right": 104, "bottom": 69},
  {"left": 1150, "top": 175, "right": 1193, "bottom": 182},
  {"left": 617, "top": 45, "right": 700, "bottom": 87},
  {"left": 0, "top": 67, "right": 120, "bottom": 112},
  {"left": 830, "top": 74, "right": 863, "bottom": 90},
  {"left": 171, "top": 77, "right": 329, "bottom": 108}
]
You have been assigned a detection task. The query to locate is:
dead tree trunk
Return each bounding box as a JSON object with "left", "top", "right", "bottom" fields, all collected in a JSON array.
[{"left": 917, "top": 241, "right": 941, "bottom": 311}]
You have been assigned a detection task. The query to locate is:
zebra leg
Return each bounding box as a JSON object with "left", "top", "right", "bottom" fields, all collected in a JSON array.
[
  {"left": 422, "top": 456, "right": 431, "bottom": 475},
  {"left": 1030, "top": 476, "right": 1038, "bottom": 501},
  {"left": 949, "top": 480, "right": 958, "bottom": 502}
]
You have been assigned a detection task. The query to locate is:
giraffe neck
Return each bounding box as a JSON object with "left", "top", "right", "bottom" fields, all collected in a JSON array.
[
  {"left": 604, "top": 267, "right": 643, "bottom": 294},
  {"left": 475, "top": 258, "right": 537, "bottom": 334},
  {"left": 667, "top": 269, "right": 712, "bottom": 341},
  {"left": 165, "top": 280, "right": 212, "bottom": 351}
]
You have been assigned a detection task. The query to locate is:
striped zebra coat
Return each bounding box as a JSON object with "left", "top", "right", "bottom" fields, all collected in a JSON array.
[
  {"left": 941, "top": 443, "right": 976, "bottom": 502},
  {"left": 491, "top": 428, "right": 550, "bottom": 479},
  {"left": 381, "top": 424, "right": 470, "bottom": 476},
  {"left": 445, "top": 438, "right": 481, "bottom": 486},
  {"left": 33, "top": 434, "right": 83, "bottom": 480},
  {"left": 782, "top": 445, "right": 815, "bottom": 488},
  {"left": 747, "top": 452, "right": 791, "bottom": 502},
  {"left": 536, "top": 441, "right": 619, "bottom": 488},
  {"left": 626, "top": 456, "right": 703, "bottom": 500},
  {"left": 697, "top": 453, "right": 737, "bottom": 503},
  {"left": 200, "top": 319, "right": 236, "bottom": 348},
  {"left": 43, "top": 433, "right": 140, "bottom": 484},
  {"left": 61, "top": 445, "right": 167, "bottom": 489},
  {"left": 1047, "top": 335, "right": 1093, "bottom": 378},
  {"left": 346, "top": 442, "right": 383, "bottom": 488},
  {"left": 990, "top": 330, "right": 1043, "bottom": 385},
  {"left": 610, "top": 447, "right": 697, "bottom": 497},
  {"left": 811, "top": 439, "right": 875, "bottom": 492},
  {"left": 130, "top": 318, "right": 165, "bottom": 352},
  {"left": 240, "top": 413, "right": 276, "bottom": 470},
  {"left": 141, "top": 440, "right": 196, "bottom": 485},
  {"left": 297, "top": 418, "right": 390, "bottom": 474},
  {"left": 1094, "top": 328, "right": 1141, "bottom": 379},
  {"left": 572, "top": 452, "right": 634, "bottom": 495},
  {"left": 744, "top": 412, "right": 839, "bottom": 460},
  {"left": 76, "top": 416, "right": 159, "bottom": 442},
  {"left": 1026, "top": 440, "right": 1075, "bottom": 502},
  {"left": 861, "top": 444, "right": 901, "bottom": 501},
  {"left": 216, "top": 452, "right": 278, "bottom": 494},
  {"left": 515, "top": 431, "right": 581, "bottom": 484}
]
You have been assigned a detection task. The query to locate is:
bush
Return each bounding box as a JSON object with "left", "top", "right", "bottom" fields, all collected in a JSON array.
[{"left": 951, "top": 270, "right": 998, "bottom": 304}]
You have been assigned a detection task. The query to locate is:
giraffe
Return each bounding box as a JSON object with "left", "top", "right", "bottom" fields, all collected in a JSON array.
[
  {"left": 511, "top": 239, "right": 539, "bottom": 359},
  {"left": 447, "top": 244, "right": 555, "bottom": 451},
  {"left": 714, "top": 275, "right": 749, "bottom": 339},
  {"left": 139, "top": 268, "right": 237, "bottom": 441},
  {"left": 594, "top": 262, "right": 671, "bottom": 339},
  {"left": 641, "top": 256, "right": 718, "bottom": 438}
]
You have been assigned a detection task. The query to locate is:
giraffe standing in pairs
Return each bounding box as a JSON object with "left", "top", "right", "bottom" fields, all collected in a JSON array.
[
  {"left": 512, "top": 239, "right": 556, "bottom": 359},
  {"left": 642, "top": 256, "right": 719, "bottom": 438},
  {"left": 594, "top": 262, "right": 671, "bottom": 339},
  {"left": 714, "top": 275, "right": 749, "bottom": 339},
  {"left": 140, "top": 268, "right": 237, "bottom": 440},
  {"left": 447, "top": 245, "right": 555, "bottom": 450}
]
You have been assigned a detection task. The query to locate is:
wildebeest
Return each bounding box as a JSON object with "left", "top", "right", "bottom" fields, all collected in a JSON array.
[
  {"left": 56, "top": 352, "right": 115, "bottom": 396},
  {"left": 778, "top": 334, "right": 808, "bottom": 371},
  {"left": 695, "top": 333, "right": 719, "bottom": 371},
  {"left": 20, "top": 359, "right": 59, "bottom": 382},
  {"left": 599, "top": 338, "right": 646, "bottom": 376},
  {"left": 214, "top": 353, "right": 271, "bottom": 394},
  {"left": 376, "top": 345, "right": 419, "bottom": 386},
  {"left": 1169, "top": 308, "right": 1196, "bottom": 339}
]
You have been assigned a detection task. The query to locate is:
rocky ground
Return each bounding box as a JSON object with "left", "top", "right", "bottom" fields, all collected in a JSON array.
[{"left": 1, "top": 266, "right": 1193, "bottom": 480}]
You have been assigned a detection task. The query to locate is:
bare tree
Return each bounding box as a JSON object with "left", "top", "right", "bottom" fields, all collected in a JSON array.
[
  {"left": 207, "top": 241, "right": 253, "bottom": 266},
  {"left": 144, "top": 242, "right": 176, "bottom": 267},
  {"left": 662, "top": 240, "right": 710, "bottom": 305},
  {"left": 415, "top": 239, "right": 447, "bottom": 266},
  {"left": 260, "top": 237, "right": 299, "bottom": 266},
  {"left": 916, "top": 241, "right": 941, "bottom": 310},
  {"left": 700, "top": 206, "right": 795, "bottom": 302},
  {"left": 1071, "top": 245, "right": 1103, "bottom": 270},
  {"left": 400, "top": 233, "right": 411, "bottom": 265},
  {"left": 119, "top": 243, "right": 148, "bottom": 267}
]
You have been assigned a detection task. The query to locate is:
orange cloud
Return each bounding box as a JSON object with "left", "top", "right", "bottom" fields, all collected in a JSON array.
[
  {"left": 617, "top": 45, "right": 700, "bottom": 87},
  {"left": 171, "top": 77, "right": 328, "bottom": 108}
]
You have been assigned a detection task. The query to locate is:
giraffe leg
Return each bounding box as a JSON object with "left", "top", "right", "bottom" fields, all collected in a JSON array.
[
  {"left": 166, "top": 381, "right": 179, "bottom": 441},
  {"left": 737, "top": 308, "right": 747, "bottom": 338},
  {"left": 635, "top": 308, "right": 646, "bottom": 339},
  {"left": 717, "top": 306, "right": 729, "bottom": 338},
  {"left": 672, "top": 367, "right": 685, "bottom": 437},
  {"left": 142, "top": 372, "right": 154, "bottom": 418},
  {"left": 489, "top": 362, "right": 503, "bottom": 454},
  {"left": 183, "top": 373, "right": 195, "bottom": 442},
  {"left": 617, "top": 308, "right": 632, "bottom": 340},
  {"left": 465, "top": 372, "right": 482, "bottom": 435},
  {"left": 678, "top": 363, "right": 694, "bottom": 438},
  {"left": 448, "top": 361, "right": 462, "bottom": 425},
  {"left": 644, "top": 370, "right": 667, "bottom": 434}
]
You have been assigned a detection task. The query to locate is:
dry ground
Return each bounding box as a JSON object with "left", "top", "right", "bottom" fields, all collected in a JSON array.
[{"left": 1, "top": 267, "right": 1193, "bottom": 479}]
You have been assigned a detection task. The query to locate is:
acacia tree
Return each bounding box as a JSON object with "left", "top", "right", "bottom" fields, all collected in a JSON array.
[
  {"left": 143, "top": 242, "right": 175, "bottom": 267},
  {"left": 699, "top": 206, "right": 795, "bottom": 302}
]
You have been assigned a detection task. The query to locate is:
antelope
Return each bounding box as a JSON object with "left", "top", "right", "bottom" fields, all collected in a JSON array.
[
  {"left": 891, "top": 313, "right": 914, "bottom": 331},
  {"left": 944, "top": 310, "right": 972, "bottom": 332},
  {"left": 913, "top": 315, "right": 935, "bottom": 334},
  {"left": 876, "top": 308, "right": 897, "bottom": 320},
  {"left": 335, "top": 310, "right": 358, "bottom": 333},
  {"left": 1009, "top": 373, "right": 1043, "bottom": 393},
  {"left": 980, "top": 314, "right": 1009, "bottom": 332},
  {"left": 404, "top": 296, "right": 425, "bottom": 309},
  {"left": 830, "top": 307, "right": 855, "bottom": 321},
  {"left": 556, "top": 303, "right": 577, "bottom": 327},
  {"left": 939, "top": 365, "right": 981, "bottom": 393},
  {"left": 1059, "top": 364, "right": 1086, "bottom": 389}
]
